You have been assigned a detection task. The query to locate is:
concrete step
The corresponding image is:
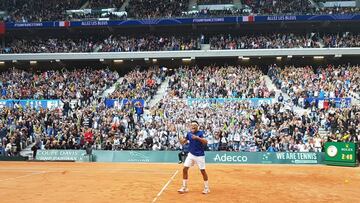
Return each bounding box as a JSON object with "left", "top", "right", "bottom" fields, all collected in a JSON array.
[
  {"left": 147, "top": 78, "right": 169, "bottom": 108},
  {"left": 101, "top": 77, "right": 123, "bottom": 98},
  {"left": 201, "top": 44, "right": 210, "bottom": 50}
]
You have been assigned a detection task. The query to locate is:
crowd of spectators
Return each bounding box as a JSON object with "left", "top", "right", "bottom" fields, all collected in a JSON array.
[
  {"left": 323, "top": 33, "right": 360, "bottom": 48},
  {"left": 268, "top": 64, "right": 360, "bottom": 108},
  {"left": 210, "top": 32, "right": 360, "bottom": 49},
  {"left": 197, "top": 0, "right": 233, "bottom": 5},
  {"left": 88, "top": 0, "right": 125, "bottom": 9},
  {"left": 1, "top": 35, "right": 201, "bottom": 54},
  {"left": 125, "top": 0, "right": 189, "bottom": 19},
  {"left": 210, "top": 33, "right": 321, "bottom": 49},
  {"left": 242, "top": 0, "right": 315, "bottom": 15},
  {"left": 153, "top": 97, "right": 352, "bottom": 152},
  {"left": 1, "top": 0, "right": 360, "bottom": 22},
  {"left": 167, "top": 65, "right": 275, "bottom": 98},
  {"left": 0, "top": 0, "right": 86, "bottom": 22},
  {"left": 0, "top": 67, "right": 166, "bottom": 153},
  {"left": 0, "top": 65, "right": 359, "bottom": 156},
  {"left": 4, "top": 32, "right": 360, "bottom": 54},
  {"left": 109, "top": 67, "right": 166, "bottom": 100},
  {"left": 0, "top": 68, "right": 119, "bottom": 100},
  {"left": 242, "top": 0, "right": 360, "bottom": 15}
]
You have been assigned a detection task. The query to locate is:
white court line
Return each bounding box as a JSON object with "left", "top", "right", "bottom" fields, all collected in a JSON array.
[
  {"left": 0, "top": 168, "right": 175, "bottom": 174},
  {"left": 152, "top": 170, "right": 179, "bottom": 203},
  {"left": 0, "top": 171, "right": 47, "bottom": 182}
]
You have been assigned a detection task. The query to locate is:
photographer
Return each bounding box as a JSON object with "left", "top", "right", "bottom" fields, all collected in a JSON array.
[{"left": 178, "top": 140, "right": 189, "bottom": 164}]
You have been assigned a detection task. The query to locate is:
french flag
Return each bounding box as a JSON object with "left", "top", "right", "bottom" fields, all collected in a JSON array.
[
  {"left": 0, "top": 22, "right": 5, "bottom": 35},
  {"left": 59, "top": 21, "right": 70, "bottom": 27},
  {"left": 242, "top": 16, "right": 254, "bottom": 22}
]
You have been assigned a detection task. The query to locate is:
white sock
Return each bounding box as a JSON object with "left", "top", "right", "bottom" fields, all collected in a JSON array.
[
  {"left": 182, "top": 179, "right": 188, "bottom": 187},
  {"left": 204, "top": 181, "right": 209, "bottom": 188}
]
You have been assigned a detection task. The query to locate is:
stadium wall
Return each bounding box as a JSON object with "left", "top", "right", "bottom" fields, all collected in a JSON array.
[
  {"left": 35, "top": 150, "right": 325, "bottom": 164},
  {"left": 1, "top": 48, "right": 360, "bottom": 61}
]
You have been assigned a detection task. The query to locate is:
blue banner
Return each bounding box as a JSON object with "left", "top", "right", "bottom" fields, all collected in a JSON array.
[
  {"left": 0, "top": 99, "right": 61, "bottom": 109},
  {"left": 254, "top": 14, "right": 360, "bottom": 22},
  {"left": 6, "top": 14, "right": 360, "bottom": 29},
  {"left": 187, "top": 98, "right": 274, "bottom": 108},
  {"left": 105, "top": 99, "right": 145, "bottom": 108},
  {"left": 305, "top": 98, "right": 351, "bottom": 108}
]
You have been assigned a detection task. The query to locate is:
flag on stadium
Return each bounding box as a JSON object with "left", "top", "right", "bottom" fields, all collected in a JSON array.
[
  {"left": 243, "top": 16, "right": 255, "bottom": 22},
  {"left": 59, "top": 21, "right": 70, "bottom": 27},
  {"left": 0, "top": 22, "right": 5, "bottom": 35}
]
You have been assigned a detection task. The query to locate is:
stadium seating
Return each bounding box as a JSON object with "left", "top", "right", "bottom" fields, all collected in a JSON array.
[
  {"left": 0, "top": 68, "right": 118, "bottom": 99},
  {"left": 1, "top": 0, "right": 360, "bottom": 22},
  {"left": 0, "top": 64, "right": 359, "bottom": 154},
  {"left": 1, "top": 35, "right": 201, "bottom": 53},
  {"left": 125, "top": 0, "right": 189, "bottom": 19}
]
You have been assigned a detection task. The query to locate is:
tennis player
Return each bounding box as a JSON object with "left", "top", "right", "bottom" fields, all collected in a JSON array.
[{"left": 178, "top": 121, "right": 210, "bottom": 194}]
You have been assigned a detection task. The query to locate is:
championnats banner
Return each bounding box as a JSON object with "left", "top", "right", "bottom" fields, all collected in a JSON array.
[
  {"left": 105, "top": 99, "right": 145, "bottom": 108},
  {"left": 187, "top": 98, "right": 274, "bottom": 108},
  {"left": 0, "top": 99, "right": 61, "bottom": 109},
  {"left": 305, "top": 97, "right": 351, "bottom": 108},
  {"left": 5, "top": 14, "right": 360, "bottom": 29}
]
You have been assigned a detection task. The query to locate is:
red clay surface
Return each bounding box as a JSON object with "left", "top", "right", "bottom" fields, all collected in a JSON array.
[{"left": 0, "top": 162, "right": 359, "bottom": 203}]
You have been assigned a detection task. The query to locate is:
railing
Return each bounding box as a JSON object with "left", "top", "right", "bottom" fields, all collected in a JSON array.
[{"left": 0, "top": 48, "right": 360, "bottom": 61}]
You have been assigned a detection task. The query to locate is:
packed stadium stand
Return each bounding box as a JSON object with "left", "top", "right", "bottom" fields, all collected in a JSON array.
[
  {"left": 0, "top": 0, "right": 359, "bottom": 158},
  {"left": 1, "top": 0, "right": 360, "bottom": 22}
]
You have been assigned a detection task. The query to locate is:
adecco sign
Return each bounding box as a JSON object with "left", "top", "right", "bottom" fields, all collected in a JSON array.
[
  {"left": 213, "top": 153, "right": 248, "bottom": 163},
  {"left": 206, "top": 152, "right": 325, "bottom": 164}
]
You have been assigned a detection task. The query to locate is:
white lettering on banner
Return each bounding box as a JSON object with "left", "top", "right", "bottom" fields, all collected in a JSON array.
[
  {"left": 38, "top": 150, "right": 59, "bottom": 156},
  {"left": 276, "top": 152, "right": 317, "bottom": 160},
  {"left": 193, "top": 18, "right": 224, "bottom": 23},
  {"left": 37, "top": 156, "right": 82, "bottom": 161},
  {"left": 36, "top": 150, "right": 84, "bottom": 161},
  {"left": 276, "top": 153, "right": 285, "bottom": 159},
  {"left": 128, "top": 159, "right": 150, "bottom": 162},
  {"left": 127, "top": 151, "right": 150, "bottom": 162},
  {"left": 14, "top": 23, "right": 43, "bottom": 27},
  {"left": 60, "top": 151, "right": 79, "bottom": 156},
  {"left": 81, "top": 21, "right": 109, "bottom": 26},
  {"left": 286, "top": 153, "right": 297, "bottom": 159},
  {"left": 213, "top": 154, "right": 248, "bottom": 162},
  {"left": 266, "top": 16, "right": 297, "bottom": 21}
]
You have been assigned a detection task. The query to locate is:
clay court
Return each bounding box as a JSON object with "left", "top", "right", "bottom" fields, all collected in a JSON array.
[{"left": 0, "top": 162, "right": 359, "bottom": 203}]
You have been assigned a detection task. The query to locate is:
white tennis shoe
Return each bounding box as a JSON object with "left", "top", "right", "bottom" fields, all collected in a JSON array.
[
  {"left": 202, "top": 187, "right": 210, "bottom": 194},
  {"left": 177, "top": 186, "right": 189, "bottom": 194}
]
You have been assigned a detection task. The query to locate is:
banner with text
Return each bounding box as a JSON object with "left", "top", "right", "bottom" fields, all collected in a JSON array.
[
  {"left": 187, "top": 98, "right": 274, "bottom": 108},
  {"left": 36, "top": 150, "right": 87, "bottom": 161},
  {"left": 105, "top": 99, "right": 145, "bottom": 108},
  {"left": 36, "top": 150, "right": 325, "bottom": 164},
  {"left": 0, "top": 99, "right": 61, "bottom": 109},
  {"left": 5, "top": 14, "right": 360, "bottom": 30}
]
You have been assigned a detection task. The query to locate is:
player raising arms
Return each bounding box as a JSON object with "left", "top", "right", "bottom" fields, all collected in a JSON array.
[{"left": 178, "top": 121, "right": 210, "bottom": 194}]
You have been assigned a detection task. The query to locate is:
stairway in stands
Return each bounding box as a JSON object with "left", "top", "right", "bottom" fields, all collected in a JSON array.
[
  {"left": 101, "top": 77, "right": 123, "bottom": 98},
  {"left": 264, "top": 75, "right": 310, "bottom": 115},
  {"left": 147, "top": 78, "right": 169, "bottom": 109}
]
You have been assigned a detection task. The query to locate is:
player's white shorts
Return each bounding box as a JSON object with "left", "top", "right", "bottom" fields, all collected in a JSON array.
[{"left": 184, "top": 152, "right": 206, "bottom": 170}]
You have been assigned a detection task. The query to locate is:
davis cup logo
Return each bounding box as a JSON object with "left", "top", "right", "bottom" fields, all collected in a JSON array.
[{"left": 326, "top": 145, "right": 338, "bottom": 157}]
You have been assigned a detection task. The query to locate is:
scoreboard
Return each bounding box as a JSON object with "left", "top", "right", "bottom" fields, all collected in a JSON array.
[{"left": 325, "top": 142, "right": 358, "bottom": 167}]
